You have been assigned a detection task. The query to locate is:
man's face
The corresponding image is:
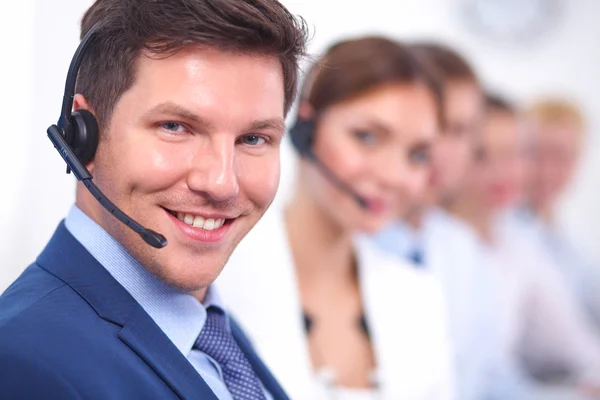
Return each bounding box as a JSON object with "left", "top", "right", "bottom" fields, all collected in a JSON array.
[
  {"left": 529, "top": 118, "right": 583, "bottom": 212},
  {"left": 78, "top": 47, "right": 285, "bottom": 297},
  {"left": 430, "top": 81, "right": 482, "bottom": 203},
  {"left": 468, "top": 110, "right": 526, "bottom": 211}
]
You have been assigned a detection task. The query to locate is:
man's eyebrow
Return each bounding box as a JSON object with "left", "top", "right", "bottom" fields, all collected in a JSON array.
[
  {"left": 144, "top": 101, "right": 285, "bottom": 133},
  {"left": 248, "top": 118, "right": 286, "bottom": 133},
  {"left": 143, "top": 102, "right": 215, "bottom": 129}
]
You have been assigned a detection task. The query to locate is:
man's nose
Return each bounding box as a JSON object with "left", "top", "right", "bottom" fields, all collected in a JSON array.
[{"left": 186, "top": 139, "right": 239, "bottom": 202}]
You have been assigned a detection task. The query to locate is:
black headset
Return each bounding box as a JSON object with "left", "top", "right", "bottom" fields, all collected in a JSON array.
[
  {"left": 289, "top": 117, "right": 315, "bottom": 158},
  {"left": 289, "top": 115, "right": 369, "bottom": 209},
  {"left": 47, "top": 22, "right": 167, "bottom": 249}
]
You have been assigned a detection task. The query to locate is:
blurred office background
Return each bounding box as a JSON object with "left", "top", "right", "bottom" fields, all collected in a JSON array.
[
  {"left": 0, "top": 0, "right": 598, "bottom": 314},
  {"left": 0, "top": 1, "right": 599, "bottom": 399}
]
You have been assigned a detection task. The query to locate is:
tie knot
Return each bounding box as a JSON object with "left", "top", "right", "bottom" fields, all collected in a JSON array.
[
  {"left": 206, "top": 305, "right": 228, "bottom": 331},
  {"left": 194, "top": 306, "right": 236, "bottom": 365},
  {"left": 193, "top": 306, "right": 267, "bottom": 400}
]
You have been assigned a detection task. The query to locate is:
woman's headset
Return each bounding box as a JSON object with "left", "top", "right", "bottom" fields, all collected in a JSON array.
[{"left": 288, "top": 112, "right": 368, "bottom": 209}]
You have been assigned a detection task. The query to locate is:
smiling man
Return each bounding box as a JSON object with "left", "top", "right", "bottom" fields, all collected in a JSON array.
[{"left": 0, "top": 0, "right": 308, "bottom": 399}]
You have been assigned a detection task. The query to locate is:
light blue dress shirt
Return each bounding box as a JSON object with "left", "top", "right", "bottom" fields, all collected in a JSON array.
[{"left": 65, "top": 204, "right": 270, "bottom": 400}]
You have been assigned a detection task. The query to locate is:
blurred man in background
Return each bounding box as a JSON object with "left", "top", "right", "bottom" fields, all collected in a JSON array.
[
  {"left": 519, "top": 99, "right": 600, "bottom": 333},
  {"left": 450, "top": 92, "right": 600, "bottom": 399},
  {"left": 370, "top": 43, "right": 528, "bottom": 400}
]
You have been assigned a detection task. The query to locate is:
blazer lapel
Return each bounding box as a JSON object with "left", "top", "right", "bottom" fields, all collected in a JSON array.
[
  {"left": 230, "top": 318, "right": 290, "bottom": 400},
  {"left": 37, "top": 221, "right": 217, "bottom": 400},
  {"left": 119, "top": 308, "right": 217, "bottom": 400},
  {"left": 216, "top": 207, "right": 317, "bottom": 398}
]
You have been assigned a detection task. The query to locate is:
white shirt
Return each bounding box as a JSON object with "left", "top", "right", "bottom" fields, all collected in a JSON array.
[
  {"left": 506, "top": 209, "right": 600, "bottom": 334},
  {"left": 216, "top": 204, "right": 456, "bottom": 400},
  {"left": 488, "top": 212, "right": 600, "bottom": 385},
  {"left": 370, "top": 208, "right": 531, "bottom": 400}
]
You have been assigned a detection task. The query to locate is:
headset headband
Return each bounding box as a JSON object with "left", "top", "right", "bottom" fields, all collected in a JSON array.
[{"left": 58, "top": 22, "right": 102, "bottom": 132}]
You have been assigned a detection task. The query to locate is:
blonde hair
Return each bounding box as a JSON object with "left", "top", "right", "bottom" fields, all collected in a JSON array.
[{"left": 527, "top": 97, "right": 586, "bottom": 133}]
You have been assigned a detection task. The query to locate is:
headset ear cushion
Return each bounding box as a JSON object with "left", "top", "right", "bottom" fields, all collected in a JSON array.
[
  {"left": 289, "top": 118, "right": 315, "bottom": 156},
  {"left": 70, "top": 109, "right": 100, "bottom": 165}
]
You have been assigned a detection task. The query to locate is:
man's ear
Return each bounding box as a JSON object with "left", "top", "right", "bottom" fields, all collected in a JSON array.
[{"left": 73, "top": 93, "right": 91, "bottom": 113}]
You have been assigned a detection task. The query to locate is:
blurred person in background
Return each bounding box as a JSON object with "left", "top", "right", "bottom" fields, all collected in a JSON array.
[
  {"left": 449, "top": 92, "right": 600, "bottom": 399},
  {"left": 370, "top": 42, "right": 526, "bottom": 400},
  {"left": 216, "top": 36, "right": 456, "bottom": 400},
  {"left": 516, "top": 98, "right": 600, "bottom": 333}
]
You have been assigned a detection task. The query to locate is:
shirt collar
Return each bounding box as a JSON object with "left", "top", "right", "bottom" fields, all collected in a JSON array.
[
  {"left": 64, "top": 204, "right": 225, "bottom": 357},
  {"left": 369, "top": 218, "right": 421, "bottom": 260}
]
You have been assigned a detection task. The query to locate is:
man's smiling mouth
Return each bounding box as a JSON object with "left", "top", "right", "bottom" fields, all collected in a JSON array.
[{"left": 164, "top": 208, "right": 235, "bottom": 231}]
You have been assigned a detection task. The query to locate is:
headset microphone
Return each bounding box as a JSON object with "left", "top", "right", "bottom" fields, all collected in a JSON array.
[
  {"left": 46, "top": 22, "right": 167, "bottom": 249},
  {"left": 289, "top": 118, "right": 368, "bottom": 209}
]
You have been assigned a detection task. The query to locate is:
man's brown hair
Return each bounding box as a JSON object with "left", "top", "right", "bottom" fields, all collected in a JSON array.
[
  {"left": 77, "top": 0, "right": 309, "bottom": 129},
  {"left": 410, "top": 42, "right": 479, "bottom": 86},
  {"left": 484, "top": 92, "right": 517, "bottom": 115}
]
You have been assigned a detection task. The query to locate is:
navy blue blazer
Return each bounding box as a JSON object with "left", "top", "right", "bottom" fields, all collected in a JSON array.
[{"left": 0, "top": 222, "right": 289, "bottom": 400}]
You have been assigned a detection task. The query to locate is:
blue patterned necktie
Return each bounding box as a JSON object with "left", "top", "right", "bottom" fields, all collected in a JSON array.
[{"left": 194, "top": 306, "right": 267, "bottom": 400}]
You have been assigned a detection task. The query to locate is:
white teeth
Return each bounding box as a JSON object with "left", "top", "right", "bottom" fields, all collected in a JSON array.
[
  {"left": 202, "top": 218, "right": 225, "bottom": 230},
  {"left": 211, "top": 218, "right": 225, "bottom": 230},
  {"left": 203, "top": 219, "right": 215, "bottom": 230},
  {"left": 179, "top": 213, "right": 225, "bottom": 231},
  {"left": 192, "top": 215, "right": 205, "bottom": 228}
]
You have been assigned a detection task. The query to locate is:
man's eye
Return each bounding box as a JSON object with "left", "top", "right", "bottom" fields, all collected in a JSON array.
[
  {"left": 409, "top": 148, "right": 430, "bottom": 166},
  {"left": 241, "top": 135, "right": 266, "bottom": 146},
  {"left": 161, "top": 122, "right": 186, "bottom": 132}
]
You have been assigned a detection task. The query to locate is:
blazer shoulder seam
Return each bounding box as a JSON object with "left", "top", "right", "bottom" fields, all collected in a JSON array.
[{"left": 0, "top": 280, "right": 68, "bottom": 329}]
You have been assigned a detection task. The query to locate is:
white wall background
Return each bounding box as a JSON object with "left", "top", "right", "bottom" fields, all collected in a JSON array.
[{"left": 1, "top": 0, "right": 598, "bottom": 292}]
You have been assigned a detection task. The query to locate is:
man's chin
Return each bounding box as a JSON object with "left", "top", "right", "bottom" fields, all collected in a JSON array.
[
  {"left": 142, "top": 254, "right": 224, "bottom": 295},
  {"left": 155, "top": 270, "right": 218, "bottom": 298}
]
